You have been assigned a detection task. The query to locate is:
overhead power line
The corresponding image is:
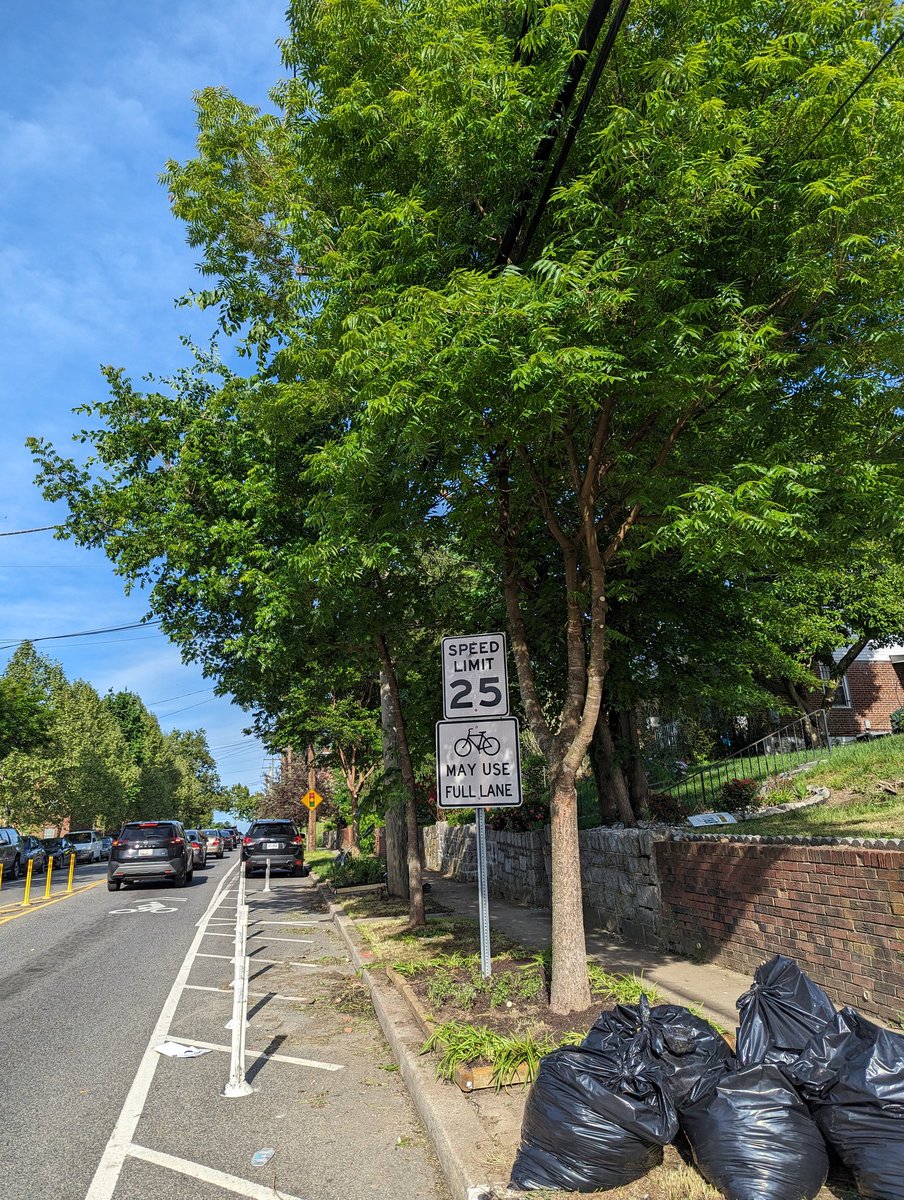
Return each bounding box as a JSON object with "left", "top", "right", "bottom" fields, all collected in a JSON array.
[
  {"left": 147, "top": 686, "right": 217, "bottom": 707},
  {"left": 799, "top": 25, "right": 904, "bottom": 157},
  {"left": 0, "top": 618, "right": 163, "bottom": 651},
  {"left": 0, "top": 525, "right": 61, "bottom": 537}
]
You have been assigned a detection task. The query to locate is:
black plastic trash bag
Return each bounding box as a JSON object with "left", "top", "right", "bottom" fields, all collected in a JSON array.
[
  {"left": 736, "top": 954, "right": 835, "bottom": 1068},
  {"left": 583, "top": 994, "right": 735, "bottom": 1108},
  {"left": 789, "top": 1007, "right": 904, "bottom": 1200},
  {"left": 680, "top": 1063, "right": 829, "bottom": 1200},
  {"left": 509, "top": 1044, "right": 678, "bottom": 1192}
]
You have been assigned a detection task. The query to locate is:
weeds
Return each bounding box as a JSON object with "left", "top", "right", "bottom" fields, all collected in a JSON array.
[{"left": 422, "top": 1021, "right": 576, "bottom": 1087}]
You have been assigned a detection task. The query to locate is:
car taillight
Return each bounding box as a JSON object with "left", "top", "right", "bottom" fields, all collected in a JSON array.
[
  {"left": 112, "top": 839, "right": 119, "bottom": 847},
  {"left": 291, "top": 836, "right": 304, "bottom": 845},
  {"left": 243, "top": 836, "right": 252, "bottom": 846},
  {"left": 168, "top": 837, "right": 184, "bottom": 846}
]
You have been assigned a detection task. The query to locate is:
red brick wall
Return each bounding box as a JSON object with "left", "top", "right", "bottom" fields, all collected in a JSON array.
[
  {"left": 656, "top": 839, "right": 904, "bottom": 1023},
  {"left": 828, "top": 659, "right": 904, "bottom": 736}
]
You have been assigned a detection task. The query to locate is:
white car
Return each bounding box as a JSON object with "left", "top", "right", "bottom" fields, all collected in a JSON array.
[{"left": 66, "top": 829, "right": 103, "bottom": 863}]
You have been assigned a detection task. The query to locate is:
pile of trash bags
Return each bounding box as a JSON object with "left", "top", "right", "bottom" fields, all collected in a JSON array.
[{"left": 510, "top": 955, "right": 904, "bottom": 1199}]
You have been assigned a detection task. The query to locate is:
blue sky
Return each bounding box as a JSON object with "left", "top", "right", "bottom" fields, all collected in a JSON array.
[{"left": 0, "top": 0, "right": 290, "bottom": 796}]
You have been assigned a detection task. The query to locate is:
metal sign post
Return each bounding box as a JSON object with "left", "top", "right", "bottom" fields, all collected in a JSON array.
[{"left": 475, "top": 808, "right": 492, "bottom": 977}]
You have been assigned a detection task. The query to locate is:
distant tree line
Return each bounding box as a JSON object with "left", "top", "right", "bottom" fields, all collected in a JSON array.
[{"left": 0, "top": 642, "right": 228, "bottom": 833}]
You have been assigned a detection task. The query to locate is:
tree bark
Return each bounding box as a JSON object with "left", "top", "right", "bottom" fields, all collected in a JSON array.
[
  {"left": 380, "top": 667, "right": 408, "bottom": 898},
  {"left": 549, "top": 763, "right": 591, "bottom": 1013},
  {"left": 305, "top": 743, "right": 318, "bottom": 849},
  {"left": 620, "top": 709, "right": 649, "bottom": 820},
  {"left": 590, "top": 711, "right": 633, "bottom": 825},
  {"left": 376, "top": 635, "right": 424, "bottom": 926}
]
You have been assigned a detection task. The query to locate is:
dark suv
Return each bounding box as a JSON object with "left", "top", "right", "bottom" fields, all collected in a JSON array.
[
  {"left": 242, "top": 820, "right": 304, "bottom": 877},
  {"left": 0, "top": 827, "right": 23, "bottom": 880},
  {"left": 107, "top": 820, "right": 193, "bottom": 891}
]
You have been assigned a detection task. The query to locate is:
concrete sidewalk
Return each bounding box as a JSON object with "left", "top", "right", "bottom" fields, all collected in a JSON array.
[
  {"left": 425, "top": 870, "right": 752, "bottom": 1030},
  {"left": 327, "top": 875, "right": 755, "bottom": 1200}
]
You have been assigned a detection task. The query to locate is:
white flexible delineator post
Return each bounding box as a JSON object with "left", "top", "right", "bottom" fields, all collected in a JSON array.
[
  {"left": 262, "top": 857, "right": 272, "bottom": 894},
  {"left": 222, "top": 867, "right": 253, "bottom": 1097}
]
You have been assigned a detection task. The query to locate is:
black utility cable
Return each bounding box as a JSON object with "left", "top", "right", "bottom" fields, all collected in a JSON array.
[
  {"left": 498, "top": 0, "right": 616, "bottom": 263},
  {"left": 0, "top": 524, "right": 60, "bottom": 537},
  {"left": 799, "top": 25, "right": 904, "bottom": 157},
  {"left": 513, "top": 0, "right": 633, "bottom": 264}
]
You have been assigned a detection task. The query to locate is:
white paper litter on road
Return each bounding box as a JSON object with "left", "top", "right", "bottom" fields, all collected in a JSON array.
[{"left": 154, "top": 1041, "right": 212, "bottom": 1058}]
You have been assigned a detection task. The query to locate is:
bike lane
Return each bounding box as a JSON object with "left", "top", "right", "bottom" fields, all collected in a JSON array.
[{"left": 0, "top": 858, "right": 236, "bottom": 1200}]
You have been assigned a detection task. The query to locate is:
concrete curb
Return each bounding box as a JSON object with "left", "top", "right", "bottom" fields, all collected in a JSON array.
[{"left": 318, "top": 884, "right": 501, "bottom": 1200}]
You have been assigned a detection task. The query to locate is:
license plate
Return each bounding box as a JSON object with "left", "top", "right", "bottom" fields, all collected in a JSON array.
[
  {"left": 138, "top": 848, "right": 154, "bottom": 856},
  {"left": 265, "top": 842, "right": 280, "bottom": 850}
]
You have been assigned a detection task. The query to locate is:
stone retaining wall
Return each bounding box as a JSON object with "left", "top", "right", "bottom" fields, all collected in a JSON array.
[{"left": 424, "top": 820, "right": 904, "bottom": 1022}]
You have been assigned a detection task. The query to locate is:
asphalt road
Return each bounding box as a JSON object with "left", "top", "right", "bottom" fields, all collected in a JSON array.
[
  {"left": 0, "top": 855, "right": 236, "bottom": 1199},
  {"left": 2, "top": 858, "right": 449, "bottom": 1200}
]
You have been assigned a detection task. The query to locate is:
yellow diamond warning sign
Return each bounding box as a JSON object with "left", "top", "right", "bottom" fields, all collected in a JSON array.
[{"left": 302, "top": 789, "right": 323, "bottom": 810}]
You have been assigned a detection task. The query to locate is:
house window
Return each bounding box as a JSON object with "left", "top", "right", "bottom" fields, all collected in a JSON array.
[{"left": 819, "top": 664, "right": 851, "bottom": 708}]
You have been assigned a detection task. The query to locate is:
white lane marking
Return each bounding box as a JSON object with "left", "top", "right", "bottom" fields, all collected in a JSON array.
[
  {"left": 183, "top": 984, "right": 310, "bottom": 1002},
  {"left": 249, "top": 934, "right": 314, "bottom": 944},
  {"left": 194, "top": 952, "right": 330, "bottom": 969},
  {"left": 84, "top": 861, "right": 239, "bottom": 1200},
  {"left": 200, "top": 931, "right": 315, "bottom": 944},
  {"left": 166, "top": 1035, "right": 343, "bottom": 1071},
  {"left": 109, "top": 900, "right": 179, "bottom": 914},
  {"left": 128, "top": 1144, "right": 309, "bottom": 1200}
]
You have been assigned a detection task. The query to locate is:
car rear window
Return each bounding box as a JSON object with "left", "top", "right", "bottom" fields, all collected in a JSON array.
[
  {"left": 248, "top": 823, "right": 296, "bottom": 838},
  {"left": 67, "top": 831, "right": 92, "bottom": 844},
  {"left": 120, "top": 823, "right": 178, "bottom": 841}
]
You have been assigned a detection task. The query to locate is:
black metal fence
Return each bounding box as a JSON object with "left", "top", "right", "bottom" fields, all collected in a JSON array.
[{"left": 661, "top": 710, "right": 833, "bottom": 812}]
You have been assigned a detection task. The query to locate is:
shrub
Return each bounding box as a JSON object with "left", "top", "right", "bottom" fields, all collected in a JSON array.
[
  {"left": 647, "top": 790, "right": 696, "bottom": 824},
  {"left": 329, "top": 855, "right": 386, "bottom": 888},
  {"left": 721, "top": 777, "right": 761, "bottom": 808},
  {"left": 891, "top": 707, "right": 904, "bottom": 735}
]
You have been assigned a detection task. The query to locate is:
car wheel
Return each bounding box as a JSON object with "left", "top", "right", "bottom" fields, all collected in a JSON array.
[
  {"left": 107, "top": 879, "right": 121, "bottom": 891},
  {"left": 11, "top": 857, "right": 20, "bottom": 881},
  {"left": 218, "top": 849, "right": 224, "bottom": 859}
]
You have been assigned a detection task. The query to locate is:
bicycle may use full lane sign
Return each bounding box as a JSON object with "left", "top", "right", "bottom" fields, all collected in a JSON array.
[{"left": 435, "top": 716, "right": 523, "bottom": 809}]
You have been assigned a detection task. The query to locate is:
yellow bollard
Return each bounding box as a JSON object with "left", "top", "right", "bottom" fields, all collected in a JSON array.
[
  {"left": 44, "top": 855, "right": 54, "bottom": 899},
  {"left": 66, "top": 852, "right": 76, "bottom": 893},
  {"left": 22, "top": 857, "right": 34, "bottom": 907},
  {"left": 0, "top": 862, "right": 3, "bottom": 892}
]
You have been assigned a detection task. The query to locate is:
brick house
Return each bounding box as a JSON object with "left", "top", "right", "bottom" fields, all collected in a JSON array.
[{"left": 825, "top": 642, "right": 904, "bottom": 738}]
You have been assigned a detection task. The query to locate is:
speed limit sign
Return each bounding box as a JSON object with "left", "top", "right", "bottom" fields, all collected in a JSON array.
[{"left": 441, "top": 633, "right": 509, "bottom": 719}]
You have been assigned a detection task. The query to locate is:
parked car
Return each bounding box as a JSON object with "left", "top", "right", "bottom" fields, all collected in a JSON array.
[
  {"left": 21, "top": 836, "right": 47, "bottom": 874},
  {"left": 203, "top": 829, "right": 225, "bottom": 859},
  {"left": 40, "top": 836, "right": 76, "bottom": 870},
  {"left": 185, "top": 830, "right": 208, "bottom": 869},
  {"left": 0, "top": 827, "right": 24, "bottom": 880},
  {"left": 242, "top": 819, "right": 304, "bottom": 877},
  {"left": 66, "top": 829, "right": 103, "bottom": 863},
  {"left": 107, "top": 820, "right": 192, "bottom": 891},
  {"left": 219, "top": 827, "right": 236, "bottom": 851},
  {"left": 99, "top": 834, "right": 113, "bottom": 860}
]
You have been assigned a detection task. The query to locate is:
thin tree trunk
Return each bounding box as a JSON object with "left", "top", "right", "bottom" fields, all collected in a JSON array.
[
  {"left": 380, "top": 667, "right": 408, "bottom": 898},
  {"left": 549, "top": 764, "right": 591, "bottom": 1013},
  {"left": 305, "top": 743, "right": 318, "bottom": 850},
  {"left": 620, "top": 709, "right": 648, "bottom": 820},
  {"left": 376, "top": 635, "right": 425, "bottom": 927},
  {"left": 590, "top": 710, "right": 632, "bottom": 825}
]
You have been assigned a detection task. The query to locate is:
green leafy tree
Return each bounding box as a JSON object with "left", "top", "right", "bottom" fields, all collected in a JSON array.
[{"left": 30, "top": 0, "right": 904, "bottom": 1012}]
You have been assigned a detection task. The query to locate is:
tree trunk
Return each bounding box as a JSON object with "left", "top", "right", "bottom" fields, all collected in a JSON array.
[
  {"left": 380, "top": 667, "right": 408, "bottom": 898},
  {"left": 305, "top": 743, "right": 318, "bottom": 849},
  {"left": 349, "top": 793, "right": 361, "bottom": 854},
  {"left": 376, "top": 637, "right": 424, "bottom": 926},
  {"left": 590, "top": 711, "right": 633, "bottom": 825},
  {"left": 549, "top": 764, "right": 592, "bottom": 1013},
  {"left": 620, "top": 709, "right": 649, "bottom": 820}
]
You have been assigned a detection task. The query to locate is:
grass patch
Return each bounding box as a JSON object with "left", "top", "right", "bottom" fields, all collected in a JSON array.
[
  {"left": 422, "top": 1021, "right": 582, "bottom": 1087},
  {"left": 749, "top": 735, "right": 904, "bottom": 837},
  {"left": 305, "top": 848, "right": 337, "bottom": 878}
]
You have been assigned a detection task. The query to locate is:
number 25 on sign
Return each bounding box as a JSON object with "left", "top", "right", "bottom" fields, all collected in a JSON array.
[{"left": 302, "top": 790, "right": 323, "bottom": 810}]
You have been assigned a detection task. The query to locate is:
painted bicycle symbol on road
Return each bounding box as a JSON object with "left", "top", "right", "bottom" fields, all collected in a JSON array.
[
  {"left": 109, "top": 899, "right": 183, "bottom": 915},
  {"left": 453, "top": 728, "right": 501, "bottom": 757}
]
